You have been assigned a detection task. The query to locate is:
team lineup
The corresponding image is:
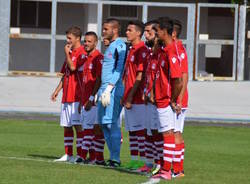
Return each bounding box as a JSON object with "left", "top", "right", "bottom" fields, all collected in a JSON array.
[{"left": 51, "top": 17, "right": 188, "bottom": 181}]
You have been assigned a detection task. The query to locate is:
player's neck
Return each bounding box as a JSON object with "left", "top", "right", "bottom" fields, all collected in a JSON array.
[
  {"left": 72, "top": 42, "right": 81, "bottom": 50},
  {"left": 111, "top": 34, "right": 118, "bottom": 42},
  {"left": 131, "top": 38, "right": 141, "bottom": 46},
  {"left": 87, "top": 48, "right": 96, "bottom": 56},
  {"left": 164, "top": 35, "right": 173, "bottom": 46}
]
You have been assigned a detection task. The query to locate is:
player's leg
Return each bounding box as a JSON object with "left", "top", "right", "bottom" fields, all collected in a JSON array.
[
  {"left": 55, "top": 103, "right": 74, "bottom": 162},
  {"left": 152, "top": 106, "right": 175, "bottom": 180}
]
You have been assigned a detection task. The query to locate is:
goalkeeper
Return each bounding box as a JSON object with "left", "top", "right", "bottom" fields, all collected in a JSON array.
[{"left": 97, "top": 18, "right": 127, "bottom": 167}]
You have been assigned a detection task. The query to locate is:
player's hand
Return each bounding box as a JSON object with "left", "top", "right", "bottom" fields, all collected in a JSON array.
[
  {"left": 101, "top": 85, "right": 113, "bottom": 107},
  {"left": 125, "top": 95, "right": 133, "bottom": 109},
  {"left": 101, "top": 91, "right": 111, "bottom": 107},
  {"left": 78, "top": 103, "right": 82, "bottom": 114},
  {"left": 124, "top": 101, "right": 132, "bottom": 109},
  {"left": 51, "top": 91, "right": 58, "bottom": 102},
  {"left": 64, "top": 44, "right": 71, "bottom": 55},
  {"left": 149, "top": 93, "right": 155, "bottom": 104},
  {"left": 142, "top": 93, "right": 148, "bottom": 105},
  {"left": 84, "top": 100, "right": 92, "bottom": 111}
]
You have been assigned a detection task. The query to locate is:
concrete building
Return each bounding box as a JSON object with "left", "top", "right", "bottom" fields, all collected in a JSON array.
[{"left": 0, "top": 0, "right": 249, "bottom": 80}]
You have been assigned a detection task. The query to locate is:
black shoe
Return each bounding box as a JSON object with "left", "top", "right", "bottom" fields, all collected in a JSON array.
[
  {"left": 106, "top": 159, "right": 113, "bottom": 167},
  {"left": 110, "top": 160, "right": 121, "bottom": 168},
  {"left": 95, "top": 160, "right": 107, "bottom": 166},
  {"left": 74, "top": 157, "right": 84, "bottom": 164}
]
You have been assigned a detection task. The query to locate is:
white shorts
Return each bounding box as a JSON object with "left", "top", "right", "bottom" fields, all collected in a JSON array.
[
  {"left": 60, "top": 102, "right": 81, "bottom": 127},
  {"left": 157, "top": 105, "right": 175, "bottom": 133},
  {"left": 81, "top": 106, "right": 98, "bottom": 129},
  {"left": 145, "top": 103, "right": 160, "bottom": 135},
  {"left": 174, "top": 109, "right": 187, "bottom": 133},
  {"left": 124, "top": 104, "right": 146, "bottom": 132}
]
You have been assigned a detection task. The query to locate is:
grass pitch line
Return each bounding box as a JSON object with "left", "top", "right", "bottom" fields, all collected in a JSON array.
[{"left": 0, "top": 155, "right": 55, "bottom": 163}]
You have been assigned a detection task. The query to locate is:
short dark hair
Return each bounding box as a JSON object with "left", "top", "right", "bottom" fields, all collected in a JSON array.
[
  {"left": 85, "top": 31, "right": 98, "bottom": 41},
  {"left": 103, "top": 18, "right": 121, "bottom": 31},
  {"left": 172, "top": 19, "right": 182, "bottom": 38},
  {"left": 145, "top": 20, "right": 159, "bottom": 32},
  {"left": 128, "top": 20, "right": 145, "bottom": 37},
  {"left": 157, "top": 17, "right": 173, "bottom": 35},
  {"left": 66, "top": 26, "right": 82, "bottom": 39}
]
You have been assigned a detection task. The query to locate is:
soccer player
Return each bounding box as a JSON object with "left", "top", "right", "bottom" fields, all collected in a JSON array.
[
  {"left": 122, "top": 20, "right": 148, "bottom": 170},
  {"left": 98, "top": 18, "right": 127, "bottom": 167},
  {"left": 171, "top": 19, "right": 188, "bottom": 178},
  {"left": 151, "top": 18, "right": 183, "bottom": 180},
  {"left": 76, "top": 31, "right": 105, "bottom": 165},
  {"left": 51, "top": 26, "right": 86, "bottom": 162},
  {"left": 141, "top": 20, "right": 164, "bottom": 174}
]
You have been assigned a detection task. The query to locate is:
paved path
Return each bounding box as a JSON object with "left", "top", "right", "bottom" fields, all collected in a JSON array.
[{"left": 0, "top": 76, "right": 249, "bottom": 123}]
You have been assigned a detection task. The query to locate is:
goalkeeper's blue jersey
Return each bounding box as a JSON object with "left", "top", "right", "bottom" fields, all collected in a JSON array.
[{"left": 101, "top": 38, "right": 126, "bottom": 90}]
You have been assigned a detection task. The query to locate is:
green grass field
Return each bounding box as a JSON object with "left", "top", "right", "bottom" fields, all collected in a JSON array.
[{"left": 0, "top": 118, "right": 250, "bottom": 184}]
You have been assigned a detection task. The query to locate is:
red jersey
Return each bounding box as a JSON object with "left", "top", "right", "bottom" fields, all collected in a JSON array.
[
  {"left": 144, "top": 47, "right": 158, "bottom": 97},
  {"left": 81, "top": 49, "right": 103, "bottom": 106},
  {"left": 154, "top": 42, "right": 182, "bottom": 108},
  {"left": 60, "top": 45, "right": 87, "bottom": 103},
  {"left": 123, "top": 41, "right": 148, "bottom": 104},
  {"left": 175, "top": 40, "right": 188, "bottom": 108}
]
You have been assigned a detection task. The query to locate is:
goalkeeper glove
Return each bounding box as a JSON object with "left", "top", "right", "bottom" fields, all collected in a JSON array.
[{"left": 101, "top": 84, "right": 113, "bottom": 107}]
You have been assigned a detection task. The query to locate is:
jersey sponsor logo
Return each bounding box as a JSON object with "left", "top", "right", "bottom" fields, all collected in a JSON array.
[
  {"left": 180, "top": 53, "right": 185, "bottom": 60},
  {"left": 81, "top": 54, "right": 86, "bottom": 59},
  {"left": 172, "top": 57, "right": 177, "bottom": 64},
  {"left": 152, "top": 63, "right": 156, "bottom": 70},
  {"left": 72, "top": 56, "right": 76, "bottom": 62},
  {"left": 89, "top": 63, "right": 93, "bottom": 70},
  {"left": 131, "top": 55, "right": 135, "bottom": 62},
  {"left": 161, "top": 60, "right": 165, "bottom": 67},
  {"left": 108, "top": 52, "right": 113, "bottom": 58}
]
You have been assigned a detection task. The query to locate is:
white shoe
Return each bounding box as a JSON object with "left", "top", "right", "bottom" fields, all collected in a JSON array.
[{"left": 54, "top": 154, "right": 73, "bottom": 162}]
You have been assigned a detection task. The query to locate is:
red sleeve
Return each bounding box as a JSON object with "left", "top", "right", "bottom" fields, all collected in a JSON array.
[
  {"left": 136, "top": 47, "right": 148, "bottom": 72},
  {"left": 168, "top": 52, "right": 182, "bottom": 78},
  {"left": 180, "top": 47, "right": 188, "bottom": 74},
  {"left": 60, "top": 61, "right": 66, "bottom": 74},
  {"left": 95, "top": 54, "right": 103, "bottom": 77}
]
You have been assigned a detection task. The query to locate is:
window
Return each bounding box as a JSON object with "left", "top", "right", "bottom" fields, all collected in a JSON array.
[{"left": 11, "top": 0, "right": 51, "bottom": 29}]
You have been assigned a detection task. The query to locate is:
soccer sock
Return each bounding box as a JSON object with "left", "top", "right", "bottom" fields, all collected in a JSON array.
[
  {"left": 145, "top": 134, "right": 154, "bottom": 165},
  {"left": 129, "top": 131, "right": 139, "bottom": 160},
  {"left": 89, "top": 142, "right": 96, "bottom": 162},
  {"left": 162, "top": 133, "right": 175, "bottom": 172},
  {"left": 64, "top": 129, "right": 74, "bottom": 156},
  {"left": 154, "top": 133, "right": 163, "bottom": 166},
  {"left": 180, "top": 141, "right": 185, "bottom": 172},
  {"left": 94, "top": 134, "right": 105, "bottom": 162},
  {"left": 76, "top": 131, "right": 83, "bottom": 157},
  {"left": 173, "top": 143, "right": 182, "bottom": 173},
  {"left": 136, "top": 129, "right": 146, "bottom": 162},
  {"left": 81, "top": 129, "right": 94, "bottom": 160}
]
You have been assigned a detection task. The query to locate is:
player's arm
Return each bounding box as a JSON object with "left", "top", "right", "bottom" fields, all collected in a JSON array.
[
  {"left": 85, "top": 76, "right": 101, "bottom": 111},
  {"left": 51, "top": 76, "right": 64, "bottom": 102},
  {"left": 64, "top": 44, "right": 76, "bottom": 71},
  {"left": 109, "top": 43, "right": 126, "bottom": 86},
  {"left": 177, "top": 72, "right": 188, "bottom": 108},
  {"left": 168, "top": 54, "right": 183, "bottom": 112},
  {"left": 125, "top": 71, "right": 143, "bottom": 109}
]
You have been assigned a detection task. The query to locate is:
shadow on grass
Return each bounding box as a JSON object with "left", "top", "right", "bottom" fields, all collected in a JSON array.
[{"left": 27, "top": 154, "right": 58, "bottom": 160}]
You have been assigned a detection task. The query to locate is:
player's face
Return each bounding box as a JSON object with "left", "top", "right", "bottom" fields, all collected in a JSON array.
[
  {"left": 126, "top": 24, "right": 140, "bottom": 42},
  {"left": 84, "top": 35, "right": 97, "bottom": 53},
  {"left": 156, "top": 25, "right": 165, "bottom": 41},
  {"left": 66, "top": 33, "right": 79, "bottom": 48},
  {"left": 144, "top": 25, "right": 156, "bottom": 42},
  {"left": 102, "top": 23, "right": 113, "bottom": 41}
]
